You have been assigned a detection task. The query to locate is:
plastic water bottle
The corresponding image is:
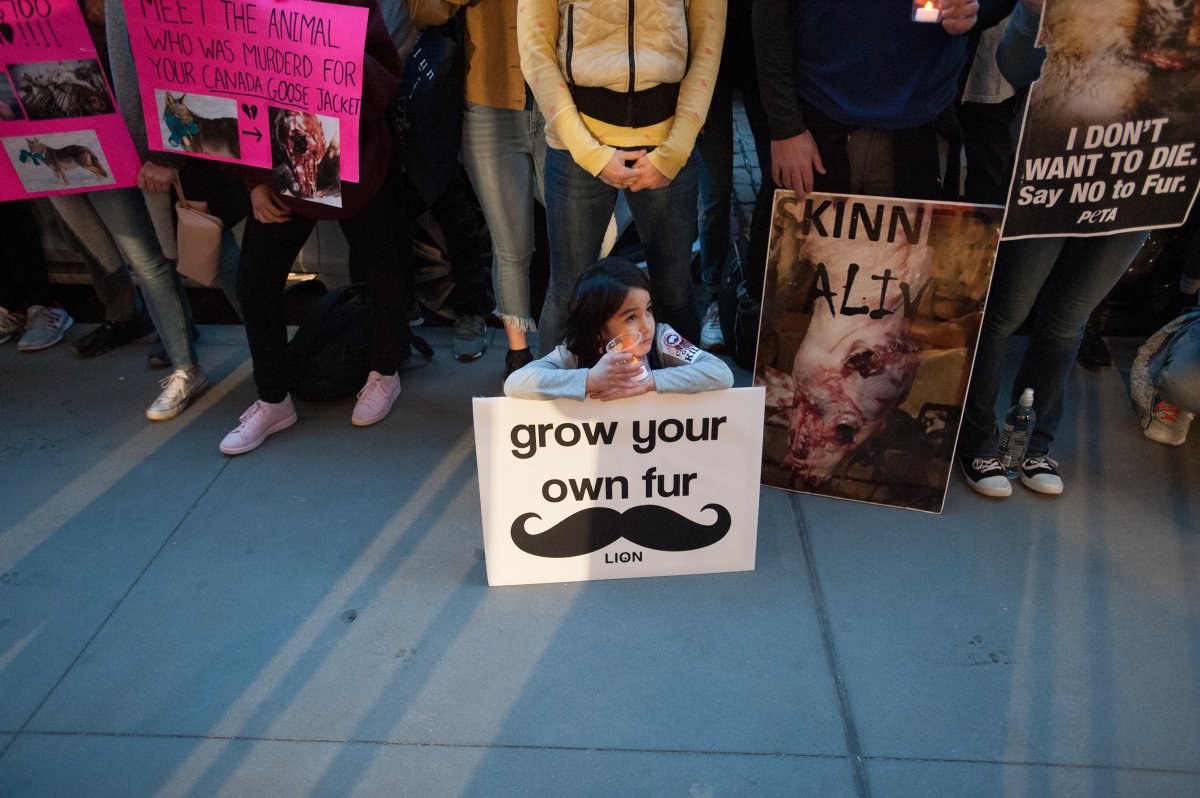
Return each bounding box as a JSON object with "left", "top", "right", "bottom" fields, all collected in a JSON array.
[{"left": 998, "top": 388, "right": 1036, "bottom": 478}]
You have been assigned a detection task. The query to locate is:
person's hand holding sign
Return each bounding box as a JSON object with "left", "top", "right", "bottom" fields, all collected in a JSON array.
[
  {"left": 250, "top": 183, "right": 292, "bottom": 224},
  {"left": 137, "top": 162, "right": 178, "bottom": 194}
]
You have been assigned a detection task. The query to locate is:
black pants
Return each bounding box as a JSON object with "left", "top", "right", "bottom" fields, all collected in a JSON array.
[
  {"left": 238, "top": 183, "right": 411, "bottom": 403},
  {"left": 0, "top": 201, "right": 53, "bottom": 311}
]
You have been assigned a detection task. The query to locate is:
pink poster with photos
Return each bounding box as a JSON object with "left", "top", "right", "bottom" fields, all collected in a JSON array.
[
  {"left": 0, "top": 0, "right": 140, "bottom": 200},
  {"left": 121, "top": 0, "right": 366, "bottom": 207}
]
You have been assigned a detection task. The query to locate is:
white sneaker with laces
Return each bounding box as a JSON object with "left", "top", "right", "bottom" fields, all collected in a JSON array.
[
  {"left": 147, "top": 368, "right": 209, "bottom": 421},
  {"left": 18, "top": 305, "right": 73, "bottom": 351},
  {"left": 0, "top": 306, "right": 26, "bottom": 344},
  {"left": 352, "top": 370, "right": 401, "bottom": 427},
  {"left": 700, "top": 300, "right": 725, "bottom": 352},
  {"left": 1145, "top": 400, "right": 1193, "bottom": 445},
  {"left": 220, "top": 396, "right": 298, "bottom": 455}
]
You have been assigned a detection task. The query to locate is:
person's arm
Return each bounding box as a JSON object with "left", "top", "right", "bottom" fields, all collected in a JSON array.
[
  {"left": 996, "top": 0, "right": 1045, "bottom": 89},
  {"left": 752, "top": 0, "right": 825, "bottom": 194},
  {"left": 652, "top": 326, "right": 735, "bottom": 394},
  {"left": 642, "top": 0, "right": 726, "bottom": 181},
  {"left": 404, "top": 0, "right": 465, "bottom": 30},
  {"left": 504, "top": 347, "right": 591, "bottom": 400},
  {"left": 518, "top": 0, "right": 615, "bottom": 177}
]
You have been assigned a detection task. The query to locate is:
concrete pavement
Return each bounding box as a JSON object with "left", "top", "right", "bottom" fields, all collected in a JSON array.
[{"left": 1, "top": 326, "right": 1198, "bottom": 797}]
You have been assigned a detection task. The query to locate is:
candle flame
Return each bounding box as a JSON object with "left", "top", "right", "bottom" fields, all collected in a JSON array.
[{"left": 924, "top": 1, "right": 935, "bottom": 8}]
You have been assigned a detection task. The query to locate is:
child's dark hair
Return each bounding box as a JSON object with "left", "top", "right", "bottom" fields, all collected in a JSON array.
[{"left": 563, "top": 257, "right": 654, "bottom": 368}]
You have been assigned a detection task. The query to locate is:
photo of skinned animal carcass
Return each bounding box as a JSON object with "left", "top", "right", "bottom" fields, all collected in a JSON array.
[
  {"left": 1031, "top": 0, "right": 1200, "bottom": 131},
  {"left": 7, "top": 59, "right": 114, "bottom": 121},
  {"left": 269, "top": 107, "right": 341, "bottom": 206},
  {"left": 755, "top": 192, "right": 1002, "bottom": 513}
]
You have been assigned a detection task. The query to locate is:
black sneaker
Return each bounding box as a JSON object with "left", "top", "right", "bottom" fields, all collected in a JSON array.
[
  {"left": 148, "top": 336, "right": 170, "bottom": 369},
  {"left": 503, "top": 347, "right": 534, "bottom": 381},
  {"left": 73, "top": 315, "right": 154, "bottom": 358},
  {"left": 1019, "top": 455, "right": 1063, "bottom": 495},
  {"left": 1076, "top": 325, "right": 1112, "bottom": 370},
  {"left": 958, "top": 453, "right": 1012, "bottom": 498},
  {"left": 453, "top": 314, "right": 488, "bottom": 362},
  {"left": 148, "top": 327, "right": 201, "bottom": 370}
]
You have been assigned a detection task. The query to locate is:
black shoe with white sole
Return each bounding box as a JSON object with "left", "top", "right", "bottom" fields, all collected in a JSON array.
[
  {"left": 959, "top": 454, "right": 1012, "bottom": 498},
  {"left": 1019, "top": 455, "right": 1063, "bottom": 495}
]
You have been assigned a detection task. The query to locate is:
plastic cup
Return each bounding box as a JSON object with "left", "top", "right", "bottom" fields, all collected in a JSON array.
[{"left": 605, "top": 331, "right": 651, "bottom": 383}]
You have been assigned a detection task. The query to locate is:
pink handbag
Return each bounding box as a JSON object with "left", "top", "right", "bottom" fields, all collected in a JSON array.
[{"left": 174, "top": 177, "right": 223, "bottom": 287}]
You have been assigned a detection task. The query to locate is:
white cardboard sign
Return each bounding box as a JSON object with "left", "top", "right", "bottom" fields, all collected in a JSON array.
[{"left": 473, "top": 388, "right": 765, "bottom": 587}]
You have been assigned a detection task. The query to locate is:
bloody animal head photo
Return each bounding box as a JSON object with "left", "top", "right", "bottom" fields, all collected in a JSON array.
[{"left": 268, "top": 107, "right": 341, "bottom": 202}]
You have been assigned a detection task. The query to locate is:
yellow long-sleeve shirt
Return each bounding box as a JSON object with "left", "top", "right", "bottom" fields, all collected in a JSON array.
[{"left": 518, "top": 0, "right": 726, "bottom": 180}]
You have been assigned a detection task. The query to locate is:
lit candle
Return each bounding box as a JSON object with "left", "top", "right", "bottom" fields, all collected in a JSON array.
[{"left": 913, "top": 1, "right": 941, "bottom": 23}]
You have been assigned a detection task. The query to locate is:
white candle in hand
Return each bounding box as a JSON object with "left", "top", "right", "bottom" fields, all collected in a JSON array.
[{"left": 913, "top": 1, "right": 941, "bottom": 22}]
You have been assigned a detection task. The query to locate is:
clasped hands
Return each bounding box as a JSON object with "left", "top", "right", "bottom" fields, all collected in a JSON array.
[
  {"left": 586, "top": 349, "right": 656, "bottom": 401},
  {"left": 599, "top": 149, "right": 670, "bottom": 192}
]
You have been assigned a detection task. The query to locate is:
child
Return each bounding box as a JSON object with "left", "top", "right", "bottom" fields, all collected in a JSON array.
[{"left": 504, "top": 258, "right": 733, "bottom": 401}]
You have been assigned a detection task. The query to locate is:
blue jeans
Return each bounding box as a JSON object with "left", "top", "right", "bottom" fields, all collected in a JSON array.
[
  {"left": 960, "top": 231, "right": 1148, "bottom": 458},
  {"left": 89, "top": 187, "right": 197, "bottom": 371},
  {"left": 540, "top": 146, "right": 700, "bottom": 356},
  {"left": 461, "top": 101, "right": 546, "bottom": 331}
]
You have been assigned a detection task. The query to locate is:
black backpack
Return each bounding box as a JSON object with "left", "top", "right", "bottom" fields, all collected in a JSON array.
[
  {"left": 717, "top": 235, "right": 762, "bottom": 370},
  {"left": 287, "top": 283, "right": 433, "bottom": 401}
]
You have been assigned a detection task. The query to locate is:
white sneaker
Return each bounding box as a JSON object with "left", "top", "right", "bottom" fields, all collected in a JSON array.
[
  {"left": 352, "top": 370, "right": 401, "bottom": 426},
  {"left": 1145, "top": 400, "right": 1193, "bottom": 446},
  {"left": 700, "top": 300, "right": 725, "bottom": 352},
  {"left": 147, "top": 368, "right": 209, "bottom": 421},
  {"left": 219, "top": 396, "right": 298, "bottom": 455},
  {"left": 18, "top": 305, "right": 73, "bottom": 351},
  {"left": 0, "top": 306, "right": 26, "bottom": 344}
]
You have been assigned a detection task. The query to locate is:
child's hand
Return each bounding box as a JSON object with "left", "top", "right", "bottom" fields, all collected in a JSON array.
[
  {"left": 590, "top": 370, "right": 656, "bottom": 401},
  {"left": 586, "top": 349, "right": 651, "bottom": 398}
]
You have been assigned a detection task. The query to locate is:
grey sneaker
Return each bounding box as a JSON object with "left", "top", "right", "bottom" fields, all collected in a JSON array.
[
  {"left": 18, "top": 305, "right": 73, "bottom": 351},
  {"left": 453, "top": 314, "right": 487, "bottom": 362},
  {"left": 146, "top": 368, "right": 209, "bottom": 421},
  {"left": 0, "top": 306, "right": 26, "bottom": 344}
]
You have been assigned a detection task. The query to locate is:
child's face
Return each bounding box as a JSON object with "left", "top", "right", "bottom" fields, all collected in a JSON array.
[{"left": 601, "top": 288, "right": 654, "bottom": 357}]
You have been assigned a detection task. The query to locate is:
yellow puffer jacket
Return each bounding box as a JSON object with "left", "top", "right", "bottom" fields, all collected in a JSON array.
[{"left": 559, "top": 0, "right": 691, "bottom": 92}]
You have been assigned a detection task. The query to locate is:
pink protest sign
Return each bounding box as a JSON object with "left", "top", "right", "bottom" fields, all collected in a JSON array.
[
  {"left": 122, "top": 0, "right": 366, "bottom": 192},
  {"left": 0, "top": 0, "right": 140, "bottom": 200}
]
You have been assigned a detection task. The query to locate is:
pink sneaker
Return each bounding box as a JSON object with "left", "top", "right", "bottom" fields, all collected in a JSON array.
[
  {"left": 352, "top": 371, "right": 401, "bottom": 427},
  {"left": 219, "top": 395, "right": 298, "bottom": 455}
]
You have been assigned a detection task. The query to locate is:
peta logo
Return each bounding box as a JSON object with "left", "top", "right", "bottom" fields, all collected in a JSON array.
[{"left": 661, "top": 331, "right": 702, "bottom": 364}]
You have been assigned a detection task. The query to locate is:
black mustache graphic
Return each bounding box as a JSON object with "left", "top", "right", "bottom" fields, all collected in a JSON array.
[{"left": 511, "top": 504, "right": 731, "bottom": 558}]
